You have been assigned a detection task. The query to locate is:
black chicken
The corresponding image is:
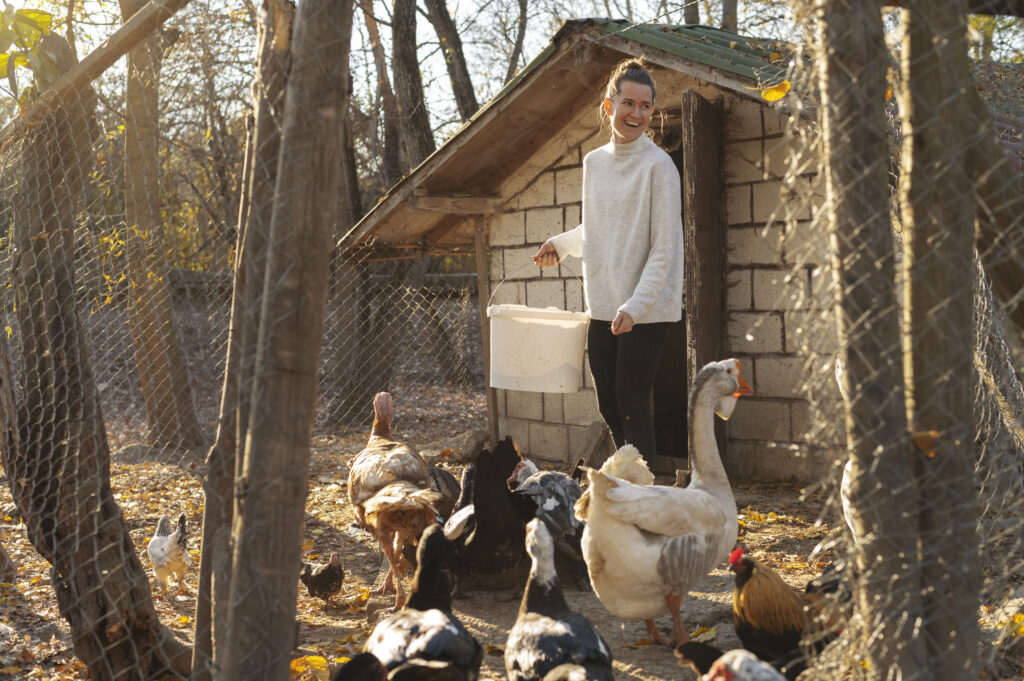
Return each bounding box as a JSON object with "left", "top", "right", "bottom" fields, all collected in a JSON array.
[
  {"left": 445, "top": 437, "right": 525, "bottom": 589},
  {"left": 300, "top": 553, "right": 345, "bottom": 608}
]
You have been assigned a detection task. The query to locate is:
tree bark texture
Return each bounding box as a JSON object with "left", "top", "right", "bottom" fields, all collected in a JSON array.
[
  {"left": 816, "top": 2, "right": 924, "bottom": 677},
  {"left": 424, "top": 0, "right": 477, "bottom": 121},
  {"left": 721, "top": 0, "right": 737, "bottom": 31},
  {"left": 219, "top": 0, "right": 353, "bottom": 676},
  {"left": 119, "top": 0, "right": 204, "bottom": 449},
  {"left": 196, "top": 3, "right": 294, "bottom": 678},
  {"left": 3, "top": 41, "right": 190, "bottom": 680},
  {"left": 898, "top": 3, "right": 981, "bottom": 679},
  {"left": 393, "top": 0, "right": 436, "bottom": 166},
  {"left": 359, "top": 0, "right": 404, "bottom": 183},
  {"left": 504, "top": 0, "right": 528, "bottom": 84}
]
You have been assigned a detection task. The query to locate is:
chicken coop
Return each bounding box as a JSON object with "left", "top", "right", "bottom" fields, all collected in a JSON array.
[{"left": 345, "top": 20, "right": 839, "bottom": 480}]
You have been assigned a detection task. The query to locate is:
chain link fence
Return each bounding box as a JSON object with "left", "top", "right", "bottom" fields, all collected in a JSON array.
[{"left": 0, "top": 1, "right": 1021, "bottom": 680}]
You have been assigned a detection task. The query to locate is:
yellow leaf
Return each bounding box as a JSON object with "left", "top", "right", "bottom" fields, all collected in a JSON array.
[
  {"left": 29, "top": 576, "right": 40, "bottom": 585},
  {"left": 290, "top": 655, "right": 329, "bottom": 680},
  {"left": 760, "top": 81, "right": 790, "bottom": 102},
  {"left": 625, "top": 639, "right": 652, "bottom": 648},
  {"left": 301, "top": 540, "right": 315, "bottom": 551},
  {"left": 783, "top": 562, "right": 809, "bottom": 570},
  {"left": 485, "top": 643, "right": 504, "bottom": 656},
  {"left": 332, "top": 656, "right": 351, "bottom": 664},
  {"left": 178, "top": 615, "right": 191, "bottom": 624},
  {"left": 692, "top": 626, "right": 717, "bottom": 643},
  {"left": 769, "top": 51, "right": 782, "bottom": 60}
]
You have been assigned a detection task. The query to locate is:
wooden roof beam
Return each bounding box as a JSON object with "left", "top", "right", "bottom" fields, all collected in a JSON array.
[{"left": 408, "top": 190, "right": 501, "bottom": 215}]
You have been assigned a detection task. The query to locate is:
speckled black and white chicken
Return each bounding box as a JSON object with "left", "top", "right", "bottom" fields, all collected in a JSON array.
[{"left": 147, "top": 512, "right": 191, "bottom": 594}]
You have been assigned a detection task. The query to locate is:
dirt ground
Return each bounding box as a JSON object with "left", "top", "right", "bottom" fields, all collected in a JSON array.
[{"left": 0, "top": 400, "right": 837, "bottom": 680}]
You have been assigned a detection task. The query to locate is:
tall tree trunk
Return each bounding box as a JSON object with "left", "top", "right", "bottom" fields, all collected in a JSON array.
[
  {"left": 119, "top": 0, "right": 204, "bottom": 449},
  {"left": 816, "top": 2, "right": 925, "bottom": 677},
  {"left": 194, "top": 3, "right": 295, "bottom": 679},
  {"left": 721, "top": 0, "right": 737, "bottom": 31},
  {"left": 504, "top": 0, "right": 528, "bottom": 84},
  {"left": 393, "top": 0, "right": 436, "bottom": 165},
  {"left": 683, "top": 2, "right": 698, "bottom": 23},
  {"left": 360, "top": 0, "right": 404, "bottom": 183},
  {"left": 3, "top": 36, "right": 190, "bottom": 680},
  {"left": 898, "top": 2, "right": 980, "bottom": 679},
  {"left": 219, "top": 0, "right": 353, "bottom": 677},
  {"left": 424, "top": 0, "right": 477, "bottom": 121},
  {"left": 200, "top": 37, "right": 237, "bottom": 271}
]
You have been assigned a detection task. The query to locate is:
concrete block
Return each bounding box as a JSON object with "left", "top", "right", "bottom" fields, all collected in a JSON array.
[
  {"left": 505, "top": 246, "right": 539, "bottom": 279},
  {"left": 490, "top": 277, "right": 526, "bottom": 305},
  {"left": 530, "top": 421, "right": 571, "bottom": 463},
  {"left": 506, "top": 390, "right": 544, "bottom": 420},
  {"left": 489, "top": 212, "right": 526, "bottom": 246},
  {"left": 728, "top": 225, "right": 784, "bottom": 265},
  {"left": 516, "top": 172, "right": 555, "bottom": 209},
  {"left": 728, "top": 312, "right": 783, "bottom": 353},
  {"left": 808, "top": 265, "right": 836, "bottom": 310},
  {"left": 555, "top": 167, "right": 582, "bottom": 205},
  {"left": 500, "top": 416, "right": 531, "bottom": 452},
  {"left": 729, "top": 398, "right": 790, "bottom": 441},
  {"left": 763, "top": 110, "right": 792, "bottom": 136},
  {"left": 580, "top": 131, "right": 605, "bottom": 156},
  {"left": 727, "top": 102, "right": 763, "bottom": 140},
  {"left": 490, "top": 249, "right": 504, "bottom": 282},
  {"left": 779, "top": 175, "right": 815, "bottom": 221},
  {"left": 727, "top": 269, "right": 753, "bottom": 310},
  {"left": 725, "top": 140, "right": 763, "bottom": 183},
  {"left": 565, "top": 277, "right": 584, "bottom": 311},
  {"left": 752, "top": 268, "right": 809, "bottom": 311},
  {"left": 726, "top": 185, "right": 752, "bottom": 225},
  {"left": 553, "top": 146, "right": 581, "bottom": 168},
  {"left": 784, "top": 220, "right": 829, "bottom": 267},
  {"left": 526, "top": 207, "right": 565, "bottom": 244},
  {"left": 764, "top": 137, "right": 801, "bottom": 181},
  {"left": 526, "top": 278, "right": 565, "bottom": 309},
  {"left": 563, "top": 388, "right": 600, "bottom": 425},
  {"left": 722, "top": 439, "right": 829, "bottom": 483},
  {"left": 564, "top": 204, "right": 581, "bottom": 229},
  {"left": 543, "top": 393, "right": 565, "bottom": 423},
  {"left": 756, "top": 355, "right": 807, "bottom": 398},
  {"left": 752, "top": 180, "right": 784, "bottom": 223},
  {"left": 784, "top": 310, "right": 839, "bottom": 355}
]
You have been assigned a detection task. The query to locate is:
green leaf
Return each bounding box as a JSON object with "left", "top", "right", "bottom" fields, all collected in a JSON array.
[
  {"left": 0, "top": 54, "right": 9, "bottom": 80},
  {"left": 7, "top": 59, "right": 16, "bottom": 98},
  {"left": 0, "top": 29, "right": 13, "bottom": 54}
]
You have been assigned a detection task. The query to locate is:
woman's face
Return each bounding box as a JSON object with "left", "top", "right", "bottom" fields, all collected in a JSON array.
[{"left": 604, "top": 80, "right": 653, "bottom": 144}]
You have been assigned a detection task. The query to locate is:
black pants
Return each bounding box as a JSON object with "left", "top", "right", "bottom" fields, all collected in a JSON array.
[{"left": 587, "top": 320, "right": 670, "bottom": 466}]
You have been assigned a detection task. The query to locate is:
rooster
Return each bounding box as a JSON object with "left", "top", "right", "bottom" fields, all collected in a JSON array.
[
  {"left": 147, "top": 512, "right": 191, "bottom": 594},
  {"left": 300, "top": 553, "right": 345, "bottom": 608},
  {"left": 729, "top": 547, "right": 838, "bottom": 677}
]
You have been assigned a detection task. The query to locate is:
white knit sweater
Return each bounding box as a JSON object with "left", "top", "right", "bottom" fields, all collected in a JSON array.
[{"left": 549, "top": 134, "right": 683, "bottom": 324}]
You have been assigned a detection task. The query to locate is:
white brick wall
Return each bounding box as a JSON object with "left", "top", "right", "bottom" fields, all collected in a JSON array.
[
  {"left": 725, "top": 140, "right": 763, "bottom": 183},
  {"left": 752, "top": 268, "right": 809, "bottom": 311},
  {"left": 530, "top": 421, "right": 571, "bottom": 462},
  {"left": 526, "top": 279, "right": 565, "bottom": 309},
  {"left": 516, "top": 172, "right": 555, "bottom": 209},
  {"left": 728, "top": 100, "right": 763, "bottom": 140},
  {"left": 728, "top": 225, "right": 784, "bottom": 265},
  {"left": 728, "top": 312, "right": 783, "bottom": 354},
  {"left": 526, "top": 207, "right": 565, "bottom": 244},
  {"left": 730, "top": 399, "right": 790, "bottom": 440},
  {"left": 727, "top": 269, "right": 753, "bottom": 309},
  {"left": 490, "top": 212, "right": 525, "bottom": 246},
  {"left": 755, "top": 355, "right": 805, "bottom": 397},
  {"left": 555, "top": 167, "right": 582, "bottom": 204},
  {"left": 726, "top": 185, "right": 752, "bottom": 225}
]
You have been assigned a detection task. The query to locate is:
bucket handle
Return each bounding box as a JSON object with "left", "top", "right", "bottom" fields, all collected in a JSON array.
[{"left": 486, "top": 258, "right": 584, "bottom": 310}]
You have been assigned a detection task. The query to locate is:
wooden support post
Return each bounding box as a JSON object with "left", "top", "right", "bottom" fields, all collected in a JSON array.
[
  {"left": 681, "top": 89, "right": 726, "bottom": 467},
  {"left": 474, "top": 217, "right": 499, "bottom": 446}
]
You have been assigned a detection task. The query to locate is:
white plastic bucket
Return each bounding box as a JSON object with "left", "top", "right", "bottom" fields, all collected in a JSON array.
[{"left": 487, "top": 304, "right": 590, "bottom": 393}]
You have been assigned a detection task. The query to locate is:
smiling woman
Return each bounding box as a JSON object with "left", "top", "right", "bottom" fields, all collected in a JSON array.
[{"left": 531, "top": 58, "right": 684, "bottom": 468}]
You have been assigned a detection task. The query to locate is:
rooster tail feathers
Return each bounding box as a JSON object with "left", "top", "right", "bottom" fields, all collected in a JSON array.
[{"left": 175, "top": 513, "right": 188, "bottom": 551}]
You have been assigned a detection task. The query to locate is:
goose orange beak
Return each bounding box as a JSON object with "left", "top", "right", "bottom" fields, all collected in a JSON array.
[{"left": 734, "top": 374, "right": 754, "bottom": 397}]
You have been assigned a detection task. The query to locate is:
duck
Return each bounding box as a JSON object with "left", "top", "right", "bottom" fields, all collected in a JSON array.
[
  {"left": 574, "top": 358, "right": 753, "bottom": 646},
  {"left": 507, "top": 461, "right": 588, "bottom": 589},
  {"left": 504, "top": 519, "right": 612, "bottom": 681},
  {"left": 365, "top": 524, "right": 483, "bottom": 681}
]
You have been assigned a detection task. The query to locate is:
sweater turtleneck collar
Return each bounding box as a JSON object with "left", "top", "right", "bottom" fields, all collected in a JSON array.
[{"left": 610, "top": 133, "right": 652, "bottom": 156}]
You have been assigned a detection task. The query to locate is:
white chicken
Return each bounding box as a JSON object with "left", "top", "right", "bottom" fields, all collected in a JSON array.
[
  {"left": 574, "top": 359, "right": 753, "bottom": 646},
  {"left": 147, "top": 512, "right": 191, "bottom": 594}
]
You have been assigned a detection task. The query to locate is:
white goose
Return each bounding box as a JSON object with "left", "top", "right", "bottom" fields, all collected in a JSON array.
[{"left": 574, "top": 359, "right": 753, "bottom": 646}]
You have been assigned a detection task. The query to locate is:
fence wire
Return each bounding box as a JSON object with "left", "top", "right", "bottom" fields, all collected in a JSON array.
[{"left": 0, "top": 1, "right": 1021, "bottom": 681}]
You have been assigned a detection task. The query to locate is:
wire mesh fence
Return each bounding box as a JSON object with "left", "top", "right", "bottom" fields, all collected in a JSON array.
[{"left": 0, "top": 1, "right": 1021, "bottom": 680}]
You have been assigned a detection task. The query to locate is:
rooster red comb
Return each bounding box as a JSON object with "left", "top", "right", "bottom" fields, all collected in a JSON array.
[{"left": 729, "top": 547, "right": 745, "bottom": 566}]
